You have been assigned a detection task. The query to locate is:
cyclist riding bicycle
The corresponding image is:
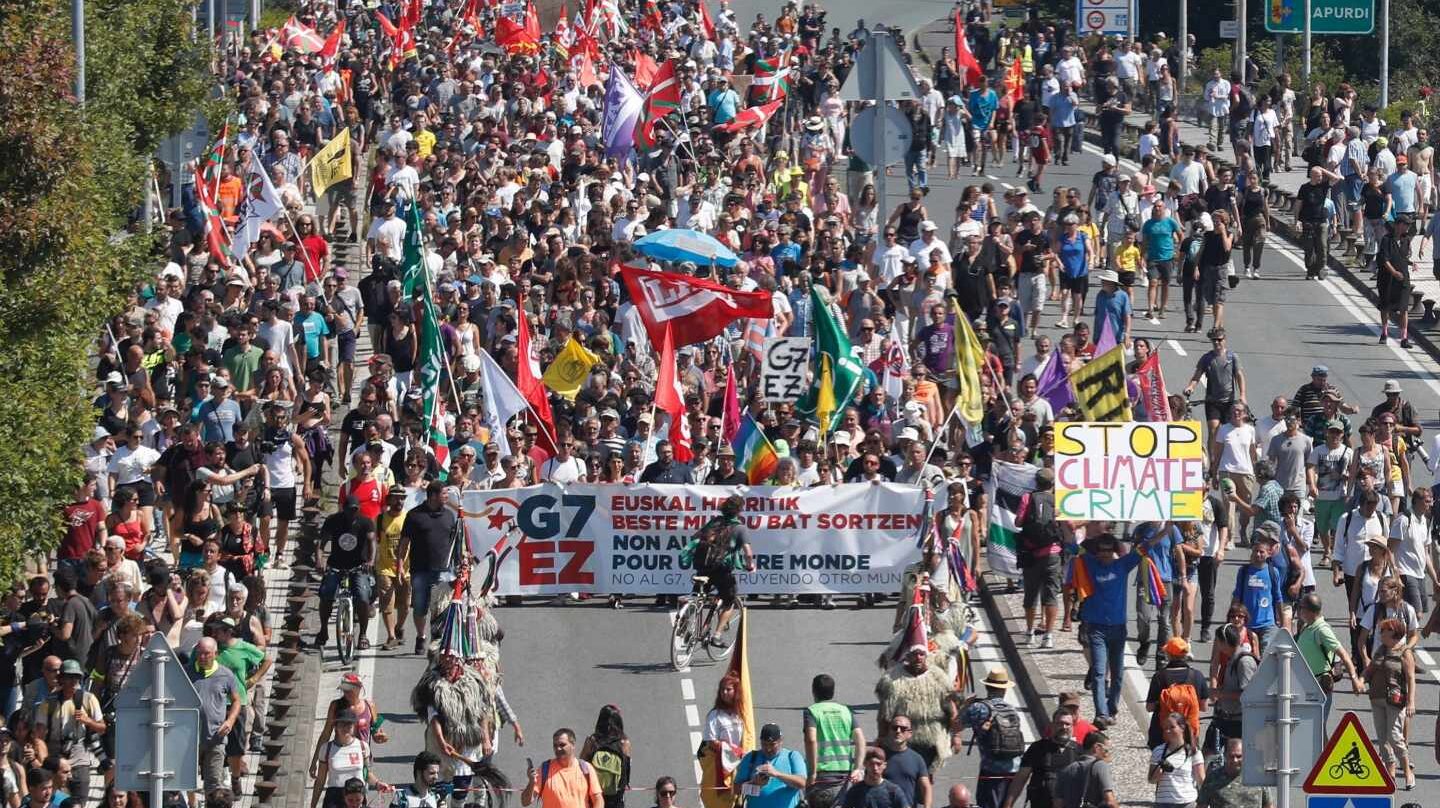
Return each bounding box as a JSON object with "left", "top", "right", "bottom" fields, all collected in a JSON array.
[
  {"left": 679, "top": 494, "right": 756, "bottom": 638},
  {"left": 313, "top": 494, "right": 378, "bottom": 650}
]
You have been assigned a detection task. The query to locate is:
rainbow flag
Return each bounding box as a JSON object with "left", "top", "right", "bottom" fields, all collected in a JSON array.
[
  {"left": 731, "top": 413, "right": 779, "bottom": 484},
  {"left": 1139, "top": 553, "right": 1168, "bottom": 605}
]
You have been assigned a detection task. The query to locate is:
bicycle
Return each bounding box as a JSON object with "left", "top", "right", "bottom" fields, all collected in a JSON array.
[
  {"left": 327, "top": 568, "right": 359, "bottom": 664},
  {"left": 669, "top": 575, "right": 743, "bottom": 671}
]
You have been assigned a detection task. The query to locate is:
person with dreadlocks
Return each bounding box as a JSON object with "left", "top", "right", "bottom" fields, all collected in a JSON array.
[{"left": 679, "top": 494, "right": 756, "bottom": 640}]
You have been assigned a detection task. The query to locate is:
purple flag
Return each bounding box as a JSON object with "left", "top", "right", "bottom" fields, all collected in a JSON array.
[
  {"left": 601, "top": 64, "right": 643, "bottom": 158},
  {"left": 1035, "top": 353, "right": 1075, "bottom": 412},
  {"left": 1094, "top": 311, "right": 1118, "bottom": 355}
]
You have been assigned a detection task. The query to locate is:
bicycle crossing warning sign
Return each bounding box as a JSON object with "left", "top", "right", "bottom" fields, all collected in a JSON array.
[{"left": 1302, "top": 712, "right": 1395, "bottom": 794}]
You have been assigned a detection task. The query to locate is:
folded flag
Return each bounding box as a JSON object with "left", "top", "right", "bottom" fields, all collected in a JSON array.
[{"left": 985, "top": 460, "right": 1040, "bottom": 580}]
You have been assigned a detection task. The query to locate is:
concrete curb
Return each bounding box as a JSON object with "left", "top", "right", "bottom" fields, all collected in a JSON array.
[
  {"left": 975, "top": 578, "right": 1053, "bottom": 724},
  {"left": 1084, "top": 116, "right": 1440, "bottom": 368}
]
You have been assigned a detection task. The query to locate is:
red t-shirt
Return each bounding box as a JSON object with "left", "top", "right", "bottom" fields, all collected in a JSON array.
[
  {"left": 301, "top": 234, "right": 331, "bottom": 283},
  {"left": 60, "top": 499, "right": 108, "bottom": 560},
  {"left": 339, "top": 477, "right": 388, "bottom": 522}
]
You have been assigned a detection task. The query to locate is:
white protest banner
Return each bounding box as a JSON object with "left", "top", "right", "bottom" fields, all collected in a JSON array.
[
  {"left": 458, "top": 482, "right": 925, "bottom": 595},
  {"left": 759, "top": 337, "right": 811, "bottom": 402},
  {"left": 1053, "top": 421, "right": 1206, "bottom": 522}
]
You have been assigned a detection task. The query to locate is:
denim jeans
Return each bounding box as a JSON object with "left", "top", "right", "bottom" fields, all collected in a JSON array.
[
  {"left": 1085, "top": 622, "right": 1128, "bottom": 719},
  {"left": 905, "top": 151, "right": 928, "bottom": 190}
]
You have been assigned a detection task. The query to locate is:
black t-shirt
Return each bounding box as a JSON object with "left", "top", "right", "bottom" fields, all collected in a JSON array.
[
  {"left": 1018, "top": 738, "right": 1081, "bottom": 808},
  {"left": 322, "top": 511, "right": 376, "bottom": 570},
  {"left": 841, "top": 780, "right": 909, "bottom": 808},
  {"left": 1297, "top": 181, "right": 1331, "bottom": 223},
  {"left": 1014, "top": 98, "right": 1039, "bottom": 132},
  {"left": 706, "top": 469, "right": 749, "bottom": 485},
  {"left": 1362, "top": 183, "right": 1389, "bottom": 219},
  {"left": 402, "top": 505, "right": 457, "bottom": 572},
  {"left": 1098, "top": 93, "right": 1127, "bottom": 130},
  {"left": 1203, "top": 185, "right": 1236, "bottom": 219},
  {"left": 341, "top": 409, "right": 370, "bottom": 451},
  {"left": 880, "top": 747, "right": 929, "bottom": 805},
  {"left": 1015, "top": 229, "right": 1050, "bottom": 274}
]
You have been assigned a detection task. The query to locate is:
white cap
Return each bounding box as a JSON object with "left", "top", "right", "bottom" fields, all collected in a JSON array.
[
  {"left": 830, "top": 430, "right": 852, "bottom": 446},
  {"left": 898, "top": 427, "right": 920, "bottom": 442},
  {"left": 462, "top": 354, "right": 482, "bottom": 373},
  {"left": 919, "top": 220, "right": 939, "bottom": 232},
  {"left": 1102, "top": 154, "right": 1117, "bottom": 166}
]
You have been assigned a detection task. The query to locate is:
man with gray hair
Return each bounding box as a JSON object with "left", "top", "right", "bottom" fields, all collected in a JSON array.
[{"left": 188, "top": 636, "right": 243, "bottom": 797}]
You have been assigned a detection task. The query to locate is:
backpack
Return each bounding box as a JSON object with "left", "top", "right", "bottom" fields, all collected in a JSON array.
[
  {"left": 977, "top": 699, "right": 1026, "bottom": 759},
  {"left": 1302, "top": 139, "right": 1324, "bottom": 167},
  {"left": 1155, "top": 668, "right": 1201, "bottom": 741},
  {"left": 1018, "top": 493, "right": 1062, "bottom": 561},
  {"left": 588, "top": 741, "right": 629, "bottom": 799}
]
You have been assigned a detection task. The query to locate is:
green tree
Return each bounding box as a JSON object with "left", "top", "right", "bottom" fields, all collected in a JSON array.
[{"left": 0, "top": 0, "right": 211, "bottom": 580}]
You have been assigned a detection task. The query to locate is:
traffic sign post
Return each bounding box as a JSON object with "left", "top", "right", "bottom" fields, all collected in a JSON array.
[
  {"left": 1075, "top": 0, "right": 1129, "bottom": 36},
  {"left": 1240, "top": 628, "right": 1327, "bottom": 808},
  {"left": 115, "top": 633, "right": 204, "bottom": 807},
  {"left": 837, "top": 28, "right": 921, "bottom": 237},
  {"left": 1265, "top": 0, "right": 1374, "bottom": 34},
  {"left": 1302, "top": 712, "right": 1396, "bottom": 795},
  {"left": 850, "top": 106, "right": 914, "bottom": 167}
]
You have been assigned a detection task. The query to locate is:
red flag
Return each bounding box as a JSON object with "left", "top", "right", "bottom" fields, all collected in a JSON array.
[
  {"left": 401, "top": 0, "right": 422, "bottom": 29},
  {"left": 655, "top": 325, "right": 694, "bottom": 462},
  {"left": 954, "top": 11, "right": 982, "bottom": 88},
  {"left": 696, "top": 0, "right": 716, "bottom": 40},
  {"left": 713, "top": 97, "right": 782, "bottom": 133},
  {"left": 193, "top": 162, "right": 232, "bottom": 268},
  {"left": 618, "top": 265, "right": 774, "bottom": 348},
  {"left": 1003, "top": 56, "right": 1025, "bottom": 106},
  {"left": 635, "top": 60, "right": 681, "bottom": 150},
  {"left": 317, "top": 19, "right": 346, "bottom": 62},
  {"left": 721, "top": 361, "right": 740, "bottom": 446},
  {"left": 1134, "top": 352, "right": 1173, "bottom": 421},
  {"left": 513, "top": 304, "right": 559, "bottom": 457},
  {"left": 640, "top": 0, "right": 663, "bottom": 31},
  {"left": 632, "top": 49, "right": 659, "bottom": 88},
  {"left": 571, "top": 52, "right": 601, "bottom": 88}
]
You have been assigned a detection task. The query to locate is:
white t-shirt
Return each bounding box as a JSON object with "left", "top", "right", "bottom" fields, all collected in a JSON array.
[
  {"left": 1251, "top": 109, "right": 1280, "bottom": 148},
  {"left": 1149, "top": 745, "right": 1203, "bottom": 804},
  {"left": 542, "top": 456, "right": 588, "bottom": 485},
  {"left": 257, "top": 318, "right": 297, "bottom": 374},
  {"left": 1169, "top": 161, "right": 1207, "bottom": 196},
  {"left": 872, "top": 243, "right": 911, "bottom": 289},
  {"left": 1388, "top": 511, "right": 1432, "bottom": 579},
  {"left": 323, "top": 738, "right": 370, "bottom": 787},
  {"left": 1216, "top": 423, "right": 1257, "bottom": 475},
  {"left": 108, "top": 444, "right": 162, "bottom": 485}
]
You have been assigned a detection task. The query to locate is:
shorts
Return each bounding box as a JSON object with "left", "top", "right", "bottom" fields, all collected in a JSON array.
[
  {"left": 224, "top": 708, "right": 250, "bottom": 758},
  {"left": 319, "top": 568, "right": 375, "bottom": 604},
  {"left": 411, "top": 568, "right": 441, "bottom": 618},
  {"left": 1204, "top": 400, "right": 1237, "bottom": 424},
  {"left": 1018, "top": 272, "right": 1048, "bottom": 314},
  {"left": 1343, "top": 176, "right": 1364, "bottom": 204},
  {"left": 271, "top": 487, "right": 298, "bottom": 521},
  {"left": 1022, "top": 552, "right": 1062, "bottom": 609},
  {"left": 1200, "top": 267, "right": 1229, "bottom": 305},
  {"left": 1418, "top": 174, "right": 1433, "bottom": 208},
  {"left": 972, "top": 126, "right": 993, "bottom": 142},
  {"left": 1314, "top": 499, "right": 1346, "bottom": 535},
  {"left": 1147, "top": 259, "right": 1174, "bottom": 283},
  {"left": 119, "top": 481, "right": 157, "bottom": 508},
  {"left": 336, "top": 330, "right": 357, "bottom": 363},
  {"left": 1059, "top": 273, "right": 1090, "bottom": 297},
  {"left": 694, "top": 565, "right": 739, "bottom": 608},
  {"left": 377, "top": 572, "right": 411, "bottom": 615}
]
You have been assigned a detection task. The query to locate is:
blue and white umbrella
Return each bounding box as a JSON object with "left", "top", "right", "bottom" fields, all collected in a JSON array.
[{"left": 632, "top": 228, "right": 740, "bottom": 268}]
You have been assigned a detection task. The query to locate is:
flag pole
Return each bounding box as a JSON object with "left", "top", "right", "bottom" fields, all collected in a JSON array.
[{"left": 921, "top": 405, "right": 960, "bottom": 470}]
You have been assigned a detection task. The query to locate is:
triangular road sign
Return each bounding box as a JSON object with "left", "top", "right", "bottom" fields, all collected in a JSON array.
[{"left": 1302, "top": 712, "right": 1396, "bottom": 794}]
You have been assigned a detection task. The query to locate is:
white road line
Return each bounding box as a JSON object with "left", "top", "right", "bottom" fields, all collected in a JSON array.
[
  {"left": 685, "top": 703, "right": 702, "bottom": 727},
  {"left": 1166, "top": 339, "right": 1187, "bottom": 357},
  {"left": 689, "top": 731, "right": 705, "bottom": 785},
  {"left": 968, "top": 603, "right": 1040, "bottom": 742},
  {"left": 681, "top": 678, "right": 696, "bottom": 701},
  {"left": 1414, "top": 649, "right": 1440, "bottom": 684}
]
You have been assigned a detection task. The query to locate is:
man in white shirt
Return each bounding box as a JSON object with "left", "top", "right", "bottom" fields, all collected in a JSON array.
[
  {"left": 1115, "top": 42, "right": 1144, "bottom": 103},
  {"left": 1056, "top": 47, "right": 1085, "bottom": 92},
  {"left": 366, "top": 199, "right": 407, "bottom": 263},
  {"left": 1168, "top": 145, "right": 1208, "bottom": 196},
  {"left": 918, "top": 78, "right": 945, "bottom": 128},
  {"left": 1203, "top": 68, "right": 1232, "bottom": 149},
  {"left": 908, "top": 221, "right": 951, "bottom": 266},
  {"left": 386, "top": 150, "right": 421, "bottom": 201},
  {"left": 1389, "top": 488, "right": 1437, "bottom": 613},
  {"left": 1254, "top": 396, "right": 1291, "bottom": 445},
  {"left": 871, "top": 226, "right": 911, "bottom": 291},
  {"left": 1038, "top": 65, "right": 1060, "bottom": 108},
  {"left": 541, "top": 438, "right": 588, "bottom": 484}
]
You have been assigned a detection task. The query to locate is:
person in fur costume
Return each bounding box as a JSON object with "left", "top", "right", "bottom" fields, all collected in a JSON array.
[
  {"left": 875, "top": 604, "right": 959, "bottom": 770},
  {"left": 881, "top": 578, "right": 975, "bottom": 693}
]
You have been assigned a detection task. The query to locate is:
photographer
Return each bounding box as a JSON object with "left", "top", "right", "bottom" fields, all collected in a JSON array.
[{"left": 35, "top": 659, "right": 104, "bottom": 804}]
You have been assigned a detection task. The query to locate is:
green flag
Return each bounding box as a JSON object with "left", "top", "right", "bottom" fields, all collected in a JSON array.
[
  {"left": 400, "top": 200, "right": 426, "bottom": 299},
  {"left": 795, "top": 287, "right": 865, "bottom": 434}
]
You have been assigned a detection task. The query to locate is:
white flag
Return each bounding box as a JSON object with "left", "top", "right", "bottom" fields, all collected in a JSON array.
[
  {"left": 477, "top": 349, "right": 528, "bottom": 459},
  {"left": 229, "top": 160, "right": 284, "bottom": 263}
]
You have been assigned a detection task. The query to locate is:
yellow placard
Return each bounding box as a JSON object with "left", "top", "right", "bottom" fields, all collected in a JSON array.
[
  {"left": 1302, "top": 711, "right": 1396, "bottom": 794},
  {"left": 1068, "top": 345, "right": 1131, "bottom": 422},
  {"left": 541, "top": 337, "right": 600, "bottom": 400},
  {"left": 309, "top": 128, "right": 353, "bottom": 196}
]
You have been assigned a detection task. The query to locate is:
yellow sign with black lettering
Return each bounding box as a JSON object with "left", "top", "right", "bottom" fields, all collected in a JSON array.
[
  {"left": 542, "top": 337, "right": 600, "bottom": 400},
  {"left": 1068, "top": 345, "right": 1131, "bottom": 422},
  {"left": 309, "top": 128, "right": 353, "bottom": 196}
]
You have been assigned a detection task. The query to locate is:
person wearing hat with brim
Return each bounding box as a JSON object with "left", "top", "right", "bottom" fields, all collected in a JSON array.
[
  {"left": 35, "top": 656, "right": 107, "bottom": 801},
  {"left": 311, "top": 705, "right": 392, "bottom": 807},
  {"left": 707, "top": 443, "right": 748, "bottom": 486},
  {"left": 311, "top": 672, "right": 390, "bottom": 784},
  {"left": 1371, "top": 378, "right": 1422, "bottom": 445},
  {"left": 955, "top": 668, "right": 1023, "bottom": 806},
  {"left": 1090, "top": 266, "right": 1131, "bottom": 347}
]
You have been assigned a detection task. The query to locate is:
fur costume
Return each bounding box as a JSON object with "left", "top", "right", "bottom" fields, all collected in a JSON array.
[
  {"left": 410, "top": 662, "right": 495, "bottom": 751},
  {"left": 874, "top": 662, "right": 955, "bottom": 765}
]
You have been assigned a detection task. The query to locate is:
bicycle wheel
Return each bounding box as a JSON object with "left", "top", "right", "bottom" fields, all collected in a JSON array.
[
  {"left": 670, "top": 600, "right": 699, "bottom": 671},
  {"left": 704, "top": 601, "right": 741, "bottom": 662},
  {"left": 335, "top": 594, "right": 356, "bottom": 664}
]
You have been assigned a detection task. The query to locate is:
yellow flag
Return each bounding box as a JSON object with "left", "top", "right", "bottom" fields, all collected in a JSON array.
[
  {"left": 951, "top": 301, "right": 985, "bottom": 424},
  {"left": 1068, "top": 345, "right": 1133, "bottom": 421},
  {"left": 725, "top": 608, "right": 755, "bottom": 752},
  {"left": 541, "top": 337, "right": 600, "bottom": 400},
  {"left": 816, "top": 354, "right": 835, "bottom": 442},
  {"left": 309, "top": 128, "right": 353, "bottom": 196}
]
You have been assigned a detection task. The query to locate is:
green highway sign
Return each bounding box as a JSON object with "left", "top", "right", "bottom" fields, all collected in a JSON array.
[{"left": 1265, "top": 0, "right": 1375, "bottom": 34}]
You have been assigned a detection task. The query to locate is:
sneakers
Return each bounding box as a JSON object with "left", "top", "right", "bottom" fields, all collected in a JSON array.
[
  {"left": 1022, "top": 630, "right": 1035, "bottom": 647},
  {"left": 413, "top": 636, "right": 425, "bottom": 655},
  {"left": 1379, "top": 334, "right": 1389, "bottom": 344},
  {"left": 1039, "top": 632, "right": 1055, "bottom": 649},
  {"left": 1149, "top": 314, "right": 1161, "bottom": 325},
  {"left": 1054, "top": 317, "right": 1072, "bottom": 328},
  {"left": 1135, "top": 642, "right": 1150, "bottom": 666},
  {"left": 1401, "top": 338, "right": 1413, "bottom": 349}
]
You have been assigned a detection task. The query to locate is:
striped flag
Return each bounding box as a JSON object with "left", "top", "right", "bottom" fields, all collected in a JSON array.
[
  {"left": 748, "top": 52, "right": 791, "bottom": 103},
  {"left": 730, "top": 413, "right": 779, "bottom": 484},
  {"left": 985, "top": 460, "right": 1039, "bottom": 580},
  {"left": 635, "top": 60, "right": 681, "bottom": 150}
]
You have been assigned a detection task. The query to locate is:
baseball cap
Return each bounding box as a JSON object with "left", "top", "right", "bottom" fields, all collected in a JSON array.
[
  {"left": 760, "top": 723, "right": 783, "bottom": 742},
  {"left": 1326, "top": 419, "right": 1345, "bottom": 432},
  {"left": 1312, "top": 365, "right": 1329, "bottom": 375},
  {"left": 1162, "top": 637, "right": 1190, "bottom": 658},
  {"left": 339, "top": 673, "right": 364, "bottom": 691},
  {"left": 830, "top": 430, "right": 852, "bottom": 446},
  {"left": 1102, "top": 154, "right": 1117, "bottom": 166},
  {"left": 59, "top": 659, "right": 83, "bottom": 677}
]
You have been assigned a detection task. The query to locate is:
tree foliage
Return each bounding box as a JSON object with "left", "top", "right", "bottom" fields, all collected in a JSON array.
[{"left": 0, "top": 0, "right": 210, "bottom": 580}]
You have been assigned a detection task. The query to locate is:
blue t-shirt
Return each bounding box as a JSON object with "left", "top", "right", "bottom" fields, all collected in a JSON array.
[
  {"left": 1133, "top": 522, "right": 1180, "bottom": 582},
  {"left": 194, "top": 397, "right": 243, "bottom": 444},
  {"left": 771, "top": 241, "right": 803, "bottom": 268},
  {"left": 1092, "top": 289, "right": 1132, "bottom": 344},
  {"left": 1046, "top": 92, "right": 1077, "bottom": 128},
  {"left": 1232, "top": 562, "right": 1284, "bottom": 629},
  {"left": 1057, "top": 231, "right": 1090, "bottom": 277},
  {"left": 1386, "top": 170, "right": 1418, "bottom": 214},
  {"left": 968, "top": 89, "right": 999, "bottom": 130},
  {"left": 1078, "top": 552, "right": 1142, "bottom": 626},
  {"left": 709, "top": 87, "right": 741, "bottom": 125},
  {"left": 736, "top": 748, "right": 807, "bottom": 808},
  {"left": 294, "top": 311, "right": 330, "bottom": 358},
  {"left": 1141, "top": 217, "right": 1180, "bottom": 262}
]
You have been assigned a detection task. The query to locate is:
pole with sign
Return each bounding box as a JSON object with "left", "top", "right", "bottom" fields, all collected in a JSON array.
[
  {"left": 837, "top": 28, "right": 920, "bottom": 228},
  {"left": 1240, "top": 627, "right": 1327, "bottom": 808},
  {"left": 1302, "top": 712, "right": 1395, "bottom": 807},
  {"left": 115, "top": 633, "right": 204, "bottom": 806}
]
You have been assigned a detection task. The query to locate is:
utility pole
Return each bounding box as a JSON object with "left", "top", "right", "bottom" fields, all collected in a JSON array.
[
  {"left": 1380, "top": 0, "right": 1390, "bottom": 107},
  {"left": 1302, "top": 0, "right": 1312, "bottom": 89},
  {"left": 1177, "top": 0, "right": 1189, "bottom": 95},
  {"left": 1235, "top": 0, "right": 1247, "bottom": 80},
  {"left": 872, "top": 29, "right": 889, "bottom": 224},
  {"left": 72, "top": 0, "right": 84, "bottom": 104}
]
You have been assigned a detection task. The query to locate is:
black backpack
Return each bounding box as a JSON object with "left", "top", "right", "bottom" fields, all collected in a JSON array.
[{"left": 975, "top": 699, "right": 1026, "bottom": 759}]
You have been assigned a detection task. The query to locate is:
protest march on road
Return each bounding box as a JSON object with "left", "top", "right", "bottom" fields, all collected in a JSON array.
[{"left": 22, "top": 0, "right": 1440, "bottom": 806}]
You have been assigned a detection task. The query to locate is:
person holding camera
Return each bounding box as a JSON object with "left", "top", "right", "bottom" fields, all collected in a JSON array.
[
  {"left": 1148, "top": 714, "right": 1205, "bottom": 807},
  {"left": 35, "top": 659, "right": 104, "bottom": 805}
]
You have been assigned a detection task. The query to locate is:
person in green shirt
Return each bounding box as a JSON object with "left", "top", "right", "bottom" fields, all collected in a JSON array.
[
  {"left": 210, "top": 615, "right": 271, "bottom": 790},
  {"left": 1196, "top": 739, "right": 1272, "bottom": 808},
  {"left": 221, "top": 322, "right": 264, "bottom": 409},
  {"left": 1294, "top": 593, "right": 1362, "bottom": 728}
]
